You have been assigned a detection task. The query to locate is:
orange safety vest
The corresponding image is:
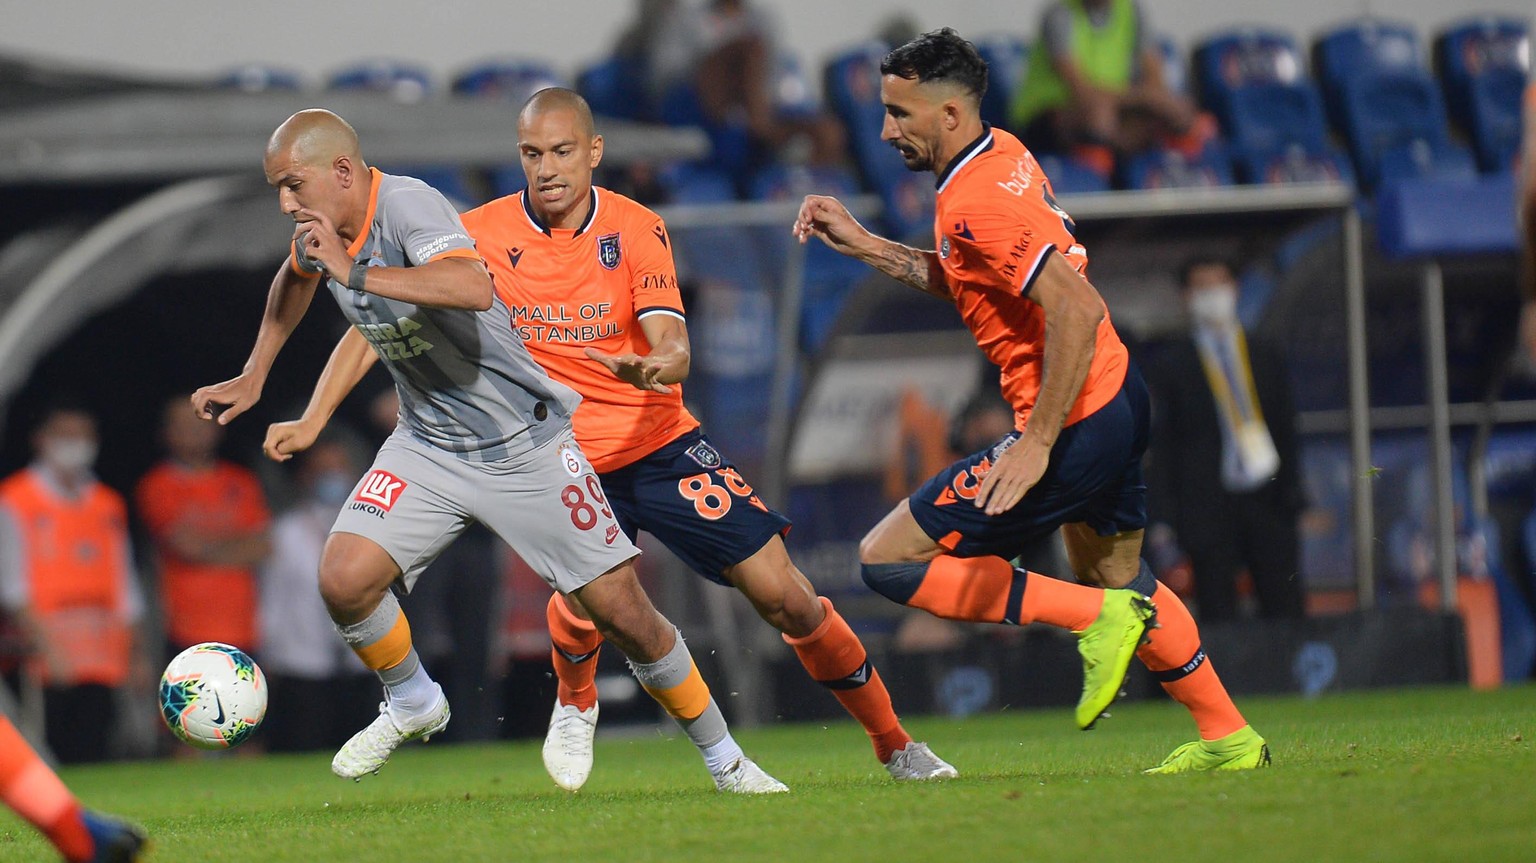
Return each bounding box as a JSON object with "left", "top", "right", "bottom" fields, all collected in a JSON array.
[{"left": 0, "top": 468, "right": 133, "bottom": 686}]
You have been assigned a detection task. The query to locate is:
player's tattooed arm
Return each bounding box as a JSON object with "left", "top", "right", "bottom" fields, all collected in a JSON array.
[
  {"left": 793, "top": 195, "right": 948, "bottom": 300},
  {"left": 868, "top": 241, "right": 950, "bottom": 300}
]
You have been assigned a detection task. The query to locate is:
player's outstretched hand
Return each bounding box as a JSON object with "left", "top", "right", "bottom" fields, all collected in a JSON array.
[
  {"left": 292, "top": 208, "right": 352, "bottom": 281},
  {"left": 264, "top": 419, "right": 321, "bottom": 462},
  {"left": 191, "top": 375, "right": 262, "bottom": 426},
  {"left": 793, "top": 195, "right": 870, "bottom": 258},
  {"left": 584, "top": 347, "right": 673, "bottom": 394},
  {"left": 975, "top": 437, "right": 1050, "bottom": 516}
]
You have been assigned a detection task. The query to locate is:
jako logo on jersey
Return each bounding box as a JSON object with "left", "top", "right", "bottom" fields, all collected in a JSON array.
[
  {"left": 357, "top": 316, "right": 434, "bottom": 360},
  {"left": 685, "top": 440, "right": 722, "bottom": 469},
  {"left": 353, "top": 470, "right": 407, "bottom": 516},
  {"left": 597, "top": 233, "right": 622, "bottom": 270},
  {"left": 415, "top": 233, "right": 469, "bottom": 261}
]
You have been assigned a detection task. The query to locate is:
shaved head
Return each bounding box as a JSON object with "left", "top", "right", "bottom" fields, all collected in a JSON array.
[
  {"left": 267, "top": 108, "right": 364, "bottom": 168},
  {"left": 519, "top": 87, "right": 595, "bottom": 141}
]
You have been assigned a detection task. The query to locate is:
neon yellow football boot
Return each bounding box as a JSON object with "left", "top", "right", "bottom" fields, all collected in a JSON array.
[
  {"left": 1074, "top": 589, "right": 1157, "bottom": 730},
  {"left": 1144, "top": 725, "right": 1272, "bottom": 774}
]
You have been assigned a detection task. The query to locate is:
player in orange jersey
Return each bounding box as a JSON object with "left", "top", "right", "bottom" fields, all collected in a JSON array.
[
  {"left": 795, "top": 28, "right": 1268, "bottom": 773},
  {"left": 0, "top": 716, "right": 145, "bottom": 861}
]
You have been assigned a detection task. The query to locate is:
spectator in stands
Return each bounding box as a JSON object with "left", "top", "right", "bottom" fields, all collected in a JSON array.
[
  {"left": 257, "top": 433, "right": 377, "bottom": 752},
  {"left": 0, "top": 402, "right": 146, "bottom": 763},
  {"left": 1519, "top": 78, "right": 1536, "bottom": 362},
  {"left": 1145, "top": 256, "right": 1306, "bottom": 623},
  {"left": 136, "top": 396, "right": 270, "bottom": 662},
  {"left": 1009, "top": 0, "right": 1202, "bottom": 173}
]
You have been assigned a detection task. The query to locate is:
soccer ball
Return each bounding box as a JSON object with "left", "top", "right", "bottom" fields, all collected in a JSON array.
[{"left": 159, "top": 642, "right": 267, "bottom": 750}]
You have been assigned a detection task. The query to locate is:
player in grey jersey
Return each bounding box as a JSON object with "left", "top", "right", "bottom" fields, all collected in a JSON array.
[{"left": 191, "top": 109, "right": 784, "bottom": 792}]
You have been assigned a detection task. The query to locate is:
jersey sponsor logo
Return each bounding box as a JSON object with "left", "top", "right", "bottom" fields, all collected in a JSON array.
[
  {"left": 508, "top": 247, "right": 524, "bottom": 269},
  {"left": 357, "top": 316, "right": 434, "bottom": 360},
  {"left": 639, "top": 273, "right": 677, "bottom": 292},
  {"left": 597, "top": 233, "right": 622, "bottom": 270},
  {"left": 685, "top": 440, "right": 722, "bottom": 469},
  {"left": 354, "top": 470, "right": 407, "bottom": 511},
  {"left": 509, "top": 303, "right": 621, "bottom": 343},
  {"left": 415, "top": 232, "right": 469, "bottom": 261}
]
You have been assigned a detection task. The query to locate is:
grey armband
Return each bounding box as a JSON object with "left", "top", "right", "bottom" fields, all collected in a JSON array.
[{"left": 348, "top": 263, "right": 369, "bottom": 294}]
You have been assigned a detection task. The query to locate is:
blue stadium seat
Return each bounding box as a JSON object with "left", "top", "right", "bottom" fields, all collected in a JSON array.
[
  {"left": 772, "top": 51, "right": 819, "bottom": 120},
  {"left": 328, "top": 60, "right": 435, "bottom": 102},
  {"left": 1222, "top": 81, "right": 1354, "bottom": 184},
  {"left": 577, "top": 56, "right": 652, "bottom": 121},
  {"left": 1122, "top": 144, "right": 1235, "bottom": 190},
  {"left": 1194, "top": 29, "right": 1306, "bottom": 129},
  {"left": 452, "top": 60, "right": 565, "bottom": 103},
  {"left": 1338, "top": 69, "right": 1475, "bottom": 187},
  {"left": 1315, "top": 20, "right": 1423, "bottom": 132},
  {"left": 972, "top": 35, "right": 1028, "bottom": 131},
  {"left": 657, "top": 81, "right": 755, "bottom": 177},
  {"left": 1036, "top": 154, "right": 1111, "bottom": 195},
  {"left": 658, "top": 162, "right": 737, "bottom": 204},
  {"left": 1436, "top": 18, "right": 1529, "bottom": 172},
  {"left": 219, "top": 65, "right": 305, "bottom": 92}
]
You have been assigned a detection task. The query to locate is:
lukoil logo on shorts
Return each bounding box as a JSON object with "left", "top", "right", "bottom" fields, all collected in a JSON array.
[{"left": 355, "top": 470, "right": 408, "bottom": 511}]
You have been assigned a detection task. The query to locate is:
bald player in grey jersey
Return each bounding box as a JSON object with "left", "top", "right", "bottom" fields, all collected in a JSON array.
[{"left": 192, "top": 109, "right": 785, "bottom": 793}]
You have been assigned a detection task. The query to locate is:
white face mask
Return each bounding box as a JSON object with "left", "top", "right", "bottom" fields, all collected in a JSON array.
[
  {"left": 1187, "top": 284, "right": 1238, "bottom": 328},
  {"left": 43, "top": 438, "right": 98, "bottom": 473}
]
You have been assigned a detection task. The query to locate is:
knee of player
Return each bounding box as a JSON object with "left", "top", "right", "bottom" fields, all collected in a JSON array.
[{"left": 859, "top": 560, "right": 927, "bottom": 605}]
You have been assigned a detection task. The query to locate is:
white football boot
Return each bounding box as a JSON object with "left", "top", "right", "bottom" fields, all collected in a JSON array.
[
  {"left": 884, "top": 741, "right": 959, "bottom": 781},
  {"left": 542, "top": 700, "right": 599, "bottom": 791},
  {"left": 331, "top": 688, "right": 450, "bottom": 780},
  {"left": 713, "top": 756, "right": 790, "bottom": 794}
]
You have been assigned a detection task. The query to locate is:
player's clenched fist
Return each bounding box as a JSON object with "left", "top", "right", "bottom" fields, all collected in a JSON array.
[
  {"left": 793, "top": 195, "right": 872, "bottom": 258},
  {"left": 263, "top": 418, "right": 320, "bottom": 462}
]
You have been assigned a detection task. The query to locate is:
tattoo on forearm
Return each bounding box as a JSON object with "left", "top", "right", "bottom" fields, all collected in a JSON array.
[{"left": 875, "top": 244, "right": 939, "bottom": 294}]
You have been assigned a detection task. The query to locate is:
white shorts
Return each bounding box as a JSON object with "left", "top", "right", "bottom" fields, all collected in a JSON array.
[{"left": 331, "top": 428, "right": 639, "bottom": 594}]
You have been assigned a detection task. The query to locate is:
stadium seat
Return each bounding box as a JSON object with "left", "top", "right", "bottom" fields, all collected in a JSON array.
[
  {"left": 658, "top": 162, "right": 737, "bottom": 204},
  {"left": 218, "top": 65, "right": 305, "bottom": 92},
  {"left": 1222, "top": 82, "right": 1354, "bottom": 185},
  {"left": 972, "top": 35, "right": 1028, "bottom": 131},
  {"left": 328, "top": 60, "right": 435, "bottom": 102},
  {"left": 1122, "top": 144, "right": 1235, "bottom": 190},
  {"left": 772, "top": 51, "right": 820, "bottom": 121},
  {"left": 1194, "top": 29, "right": 1306, "bottom": 129},
  {"left": 1338, "top": 69, "right": 1475, "bottom": 187},
  {"left": 657, "top": 81, "right": 756, "bottom": 178},
  {"left": 1314, "top": 20, "right": 1423, "bottom": 132},
  {"left": 577, "top": 55, "right": 652, "bottom": 121},
  {"left": 452, "top": 60, "right": 566, "bottom": 103},
  {"left": 1436, "top": 18, "right": 1529, "bottom": 172},
  {"left": 1036, "top": 154, "right": 1111, "bottom": 195}
]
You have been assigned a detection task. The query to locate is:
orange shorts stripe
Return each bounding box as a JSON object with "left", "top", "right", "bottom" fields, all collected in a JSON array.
[
  {"left": 641, "top": 661, "right": 711, "bottom": 721},
  {"left": 354, "top": 614, "right": 412, "bottom": 671},
  {"left": 938, "top": 530, "right": 964, "bottom": 551}
]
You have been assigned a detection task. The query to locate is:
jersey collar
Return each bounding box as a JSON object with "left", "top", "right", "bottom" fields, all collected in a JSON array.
[
  {"left": 345, "top": 167, "right": 384, "bottom": 258},
  {"left": 521, "top": 186, "right": 600, "bottom": 237},
  {"left": 935, "top": 124, "right": 994, "bottom": 194}
]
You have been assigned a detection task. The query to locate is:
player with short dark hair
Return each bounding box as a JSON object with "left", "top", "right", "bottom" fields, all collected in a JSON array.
[
  {"left": 195, "top": 109, "right": 784, "bottom": 793},
  {"left": 795, "top": 27, "right": 1268, "bottom": 773}
]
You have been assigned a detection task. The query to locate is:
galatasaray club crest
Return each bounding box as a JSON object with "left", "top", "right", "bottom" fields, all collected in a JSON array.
[{"left": 597, "top": 233, "right": 622, "bottom": 270}]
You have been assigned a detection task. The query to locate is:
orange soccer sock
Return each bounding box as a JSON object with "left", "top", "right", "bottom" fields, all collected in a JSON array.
[
  {"left": 899, "top": 555, "right": 1103, "bottom": 630},
  {"left": 0, "top": 717, "right": 94, "bottom": 863},
  {"left": 1135, "top": 582, "right": 1248, "bottom": 740},
  {"left": 548, "top": 593, "right": 604, "bottom": 711},
  {"left": 783, "top": 597, "right": 911, "bottom": 763}
]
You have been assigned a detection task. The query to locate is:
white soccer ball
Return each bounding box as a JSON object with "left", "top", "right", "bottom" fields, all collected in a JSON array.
[{"left": 159, "top": 642, "right": 267, "bottom": 750}]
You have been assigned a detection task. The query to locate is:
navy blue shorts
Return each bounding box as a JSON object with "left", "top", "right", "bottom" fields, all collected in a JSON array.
[
  {"left": 908, "top": 363, "right": 1150, "bottom": 560},
  {"left": 599, "top": 429, "right": 792, "bottom": 585}
]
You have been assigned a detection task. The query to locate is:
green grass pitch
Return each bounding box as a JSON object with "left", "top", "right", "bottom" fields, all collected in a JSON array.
[{"left": 4, "top": 685, "right": 1532, "bottom": 862}]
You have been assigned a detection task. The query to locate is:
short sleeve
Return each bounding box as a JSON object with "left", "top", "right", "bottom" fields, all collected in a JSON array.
[
  {"left": 944, "top": 195, "right": 1062, "bottom": 299},
  {"left": 629, "top": 213, "right": 685, "bottom": 322},
  {"left": 386, "top": 187, "right": 481, "bottom": 267}
]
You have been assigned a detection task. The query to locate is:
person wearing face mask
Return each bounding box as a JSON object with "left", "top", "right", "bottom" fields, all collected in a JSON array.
[
  {"left": 135, "top": 396, "right": 271, "bottom": 675},
  {"left": 1145, "top": 256, "right": 1306, "bottom": 623},
  {"left": 256, "top": 433, "right": 377, "bottom": 753},
  {"left": 0, "top": 402, "right": 146, "bottom": 764}
]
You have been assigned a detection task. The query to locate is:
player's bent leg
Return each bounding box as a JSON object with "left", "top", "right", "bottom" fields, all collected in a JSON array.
[
  {"left": 1060, "top": 525, "right": 1264, "bottom": 764},
  {"left": 542, "top": 593, "right": 603, "bottom": 791},
  {"left": 727, "top": 538, "right": 956, "bottom": 780},
  {"left": 573, "top": 561, "right": 787, "bottom": 793},
  {"left": 321, "top": 532, "right": 450, "bottom": 780}
]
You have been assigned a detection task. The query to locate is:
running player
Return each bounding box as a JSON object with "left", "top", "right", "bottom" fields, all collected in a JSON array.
[
  {"left": 193, "top": 109, "right": 784, "bottom": 793},
  {"left": 794, "top": 29, "right": 1269, "bottom": 772},
  {"left": 0, "top": 715, "right": 145, "bottom": 861},
  {"left": 268, "top": 89, "right": 957, "bottom": 790}
]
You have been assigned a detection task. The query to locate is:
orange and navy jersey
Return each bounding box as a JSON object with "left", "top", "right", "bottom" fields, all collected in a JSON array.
[
  {"left": 460, "top": 187, "right": 698, "bottom": 473},
  {"left": 933, "top": 126, "right": 1128, "bottom": 431},
  {"left": 136, "top": 461, "right": 269, "bottom": 648}
]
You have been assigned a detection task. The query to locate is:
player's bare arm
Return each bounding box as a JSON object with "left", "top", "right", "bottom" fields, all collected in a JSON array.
[
  {"left": 191, "top": 258, "right": 322, "bottom": 425},
  {"left": 292, "top": 208, "right": 493, "bottom": 310},
  {"left": 585, "top": 314, "right": 691, "bottom": 394},
  {"left": 264, "top": 327, "right": 379, "bottom": 462},
  {"left": 975, "top": 254, "right": 1103, "bottom": 515},
  {"left": 794, "top": 195, "right": 949, "bottom": 300}
]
